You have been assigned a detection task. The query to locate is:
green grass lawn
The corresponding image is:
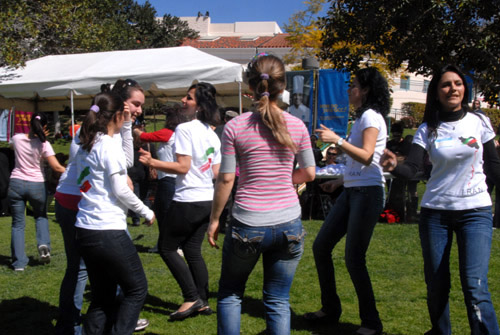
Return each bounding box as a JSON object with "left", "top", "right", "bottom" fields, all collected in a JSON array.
[{"left": 1, "top": 214, "right": 500, "bottom": 335}]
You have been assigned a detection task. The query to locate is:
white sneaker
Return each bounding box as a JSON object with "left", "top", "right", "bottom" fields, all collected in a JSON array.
[{"left": 134, "top": 318, "right": 149, "bottom": 332}]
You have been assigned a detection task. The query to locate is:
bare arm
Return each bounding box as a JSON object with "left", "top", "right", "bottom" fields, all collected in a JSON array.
[
  {"left": 207, "top": 172, "right": 236, "bottom": 249},
  {"left": 315, "top": 124, "right": 378, "bottom": 166},
  {"left": 46, "top": 155, "right": 66, "bottom": 174},
  {"left": 292, "top": 166, "right": 316, "bottom": 184},
  {"left": 138, "top": 148, "right": 191, "bottom": 175}
]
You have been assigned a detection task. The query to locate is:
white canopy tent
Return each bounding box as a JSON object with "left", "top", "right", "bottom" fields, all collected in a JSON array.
[{"left": 0, "top": 46, "right": 246, "bottom": 132}]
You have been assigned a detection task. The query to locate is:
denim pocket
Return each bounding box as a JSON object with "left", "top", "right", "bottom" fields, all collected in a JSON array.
[
  {"left": 282, "top": 223, "right": 306, "bottom": 256},
  {"left": 231, "top": 226, "right": 265, "bottom": 257}
]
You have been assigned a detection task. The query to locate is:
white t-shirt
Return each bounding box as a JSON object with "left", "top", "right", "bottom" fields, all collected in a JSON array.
[
  {"left": 343, "top": 109, "right": 387, "bottom": 188},
  {"left": 414, "top": 112, "right": 495, "bottom": 210},
  {"left": 75, "top": 134, "right": 153, "bottom": 230},
  {"left": 173, "top": 119, "right": 221, "bottom": 202},
  {"left": 156, "top": 133, "right": 176, "bottom": 179}
]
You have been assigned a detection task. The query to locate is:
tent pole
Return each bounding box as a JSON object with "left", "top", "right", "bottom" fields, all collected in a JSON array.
[
  {"left": 238, "top": 82, "right": 242, "bottom": 114},
  {"left": 71, "top": 91, "right": 75, "bottom": 137}
]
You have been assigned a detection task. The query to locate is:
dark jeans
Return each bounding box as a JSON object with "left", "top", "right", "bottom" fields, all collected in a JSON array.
[
  {"left": 312, "top": 186, "right": 384, "bottom": 330},
  {"left": 129, "top": 179, "right": 151, "bottom": 224},
  {"left": 158, "top": 200, "right": 211, "bottom": 302},
  {"left": 154, "top": 176, "right": 176, "bottom": 232},
  {"left": 76, "top": 228, "right": 147, "bottom": 335},
  {"left": 55, "top": 201, "right": 87, "bottom": 335},
  {"left": 419, "top": 207, "right": 499, "bottom": 335}
]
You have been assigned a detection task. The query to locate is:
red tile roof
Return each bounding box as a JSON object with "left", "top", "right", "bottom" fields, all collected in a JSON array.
[{"left": 181, "top": 34, "right": 291, "bottom": 48}]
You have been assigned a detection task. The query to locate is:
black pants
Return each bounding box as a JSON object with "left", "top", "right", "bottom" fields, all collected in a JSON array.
[
  {"left": 76, "top": 228, "right": 147, "bottom": 335},
  {"left": 158, "top": 200, "right": 211, "bottom": 302}
]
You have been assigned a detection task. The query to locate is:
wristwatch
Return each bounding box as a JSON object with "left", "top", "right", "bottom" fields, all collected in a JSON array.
[{"left": 337, "top": 138, "right": 344, "bottom": 146}]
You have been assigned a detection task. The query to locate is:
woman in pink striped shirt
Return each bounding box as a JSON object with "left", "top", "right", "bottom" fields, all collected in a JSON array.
[{"left": 207, "top": 54, "right": 316, "bottom": 334}]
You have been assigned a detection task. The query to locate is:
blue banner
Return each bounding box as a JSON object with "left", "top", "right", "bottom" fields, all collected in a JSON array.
[{"left": 312, "top": 69, "right": 350, "bottom": 138}]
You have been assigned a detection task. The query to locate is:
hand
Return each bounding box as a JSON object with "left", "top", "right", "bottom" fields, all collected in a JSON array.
[
  {"left": 123, "top": 102, "right": 131, "bottom": 122},
  {"left": 319, "top": 180, "right": 341, "bottom": 193},
  {"left": 380, "top": 149, "right": 398, "bottom": 172},
  {"left": 207, "top": 219, "right": 220, "bottom": 249},
  {"left": 315, "top": 124, "right": 341, "bottom": 144},
  {"left": 144, "top": 214, "right": 156, "bottom": 227},
  {"left": 138, "top": 148, "right": 152, "bottom": 166}
]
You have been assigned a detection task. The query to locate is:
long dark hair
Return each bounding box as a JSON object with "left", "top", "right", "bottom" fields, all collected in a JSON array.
[
  {"left": 245, "top": 54, "right": 296, "bottom": 152},
  {"left": 189, "top": 82, "right": 220, "bottom": 126},
  {"left": 354, "top": 67, "right": 390, "bottom": 117},
  {"left": 29, "top": 112, "right": 48, "bottom": 143},
  {"left": 423, "top": 64, "right": 470, "bottom": 138},
  {"left": 79, "top": 92, "right": 124, "bottom": 152}
]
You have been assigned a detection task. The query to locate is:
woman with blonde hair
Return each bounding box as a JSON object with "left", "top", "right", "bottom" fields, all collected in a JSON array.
[{"left": 207, "top": 53, "right": 316, "bottom": 334}]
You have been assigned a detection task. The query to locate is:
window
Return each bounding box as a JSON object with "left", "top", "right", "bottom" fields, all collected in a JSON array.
[
  {"left": 400, "top": 75, "right": 410, "bottom": 90},
  {"left": 422, "top": 80, "right": 430, "bottom": 93}
]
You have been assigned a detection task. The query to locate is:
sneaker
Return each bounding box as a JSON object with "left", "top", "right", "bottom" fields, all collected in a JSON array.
[
  {"left": 14, "top": 267, "right": 24, "bottom": 272},
  {"left": 134, "top": 318, "right": 149, "bottom": 332},
  {"left": 38, "top": 245, "right": 51, "bottom": 264}
]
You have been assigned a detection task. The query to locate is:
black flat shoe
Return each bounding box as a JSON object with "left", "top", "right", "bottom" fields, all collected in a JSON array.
[
  {"left": 170, "top": 299, "right": 204, "bottom": 321},
  {"left": 303, "top": 310, "right": 339, "bottom": 324}
]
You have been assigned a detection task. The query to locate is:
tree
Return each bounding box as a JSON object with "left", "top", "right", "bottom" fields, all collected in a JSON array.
[
  {"left": 283, "top": 0, "right": 330, "bottom": 69},
  {"left": 0, "top": 0, "right": 198, "bottom": 68},
  {"left": 321, "top": 0, "right": 500, "bottom": 105}
]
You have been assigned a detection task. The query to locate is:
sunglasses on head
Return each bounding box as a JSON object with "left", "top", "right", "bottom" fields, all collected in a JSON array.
[{"left": 123, "top": 78, "right": 139, "bottom": 88}]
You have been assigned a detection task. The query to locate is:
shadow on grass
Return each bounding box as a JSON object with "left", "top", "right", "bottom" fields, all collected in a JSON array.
[
  {"left": 0, "top": 297, "right": 57, "bottom": 335},
  {"left": 0, "top": 253, "right": 56, "bottom": 270}
]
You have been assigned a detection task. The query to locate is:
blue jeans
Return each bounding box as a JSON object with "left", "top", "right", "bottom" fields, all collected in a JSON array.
[
  {"left": 217, "top": 217, "right": 305, "bottom": 335},
  {"left": 55, "top": 200, "right": 87, "bottom": 335},
  {"left": 312, "top": 186, "right": 384, "bottom": 330},
  {"left": 76, "top": 228, "right": 147, "bottom": 335},
  {"left": 8, "top": 178, "right": 49, "bottom": 269},
  {"left": 419, "top": 206, "right": 500, "bottom": 335}
]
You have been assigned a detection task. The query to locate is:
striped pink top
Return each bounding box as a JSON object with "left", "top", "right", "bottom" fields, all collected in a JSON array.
[{"left": 221, "top": 111, "right": 313, "bottom": 225}]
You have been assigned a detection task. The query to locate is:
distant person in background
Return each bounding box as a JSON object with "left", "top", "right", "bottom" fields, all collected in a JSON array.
[
  {"left": 324, "top": 145, "right": 341, "bottom": 166},
  {"left": 472, "top": 99, "right": 484, "bottom": 114},
  {"left": 9, "top": 112, "right": 65, "bottom": 271},
  {"left": 133, "top": 105, "right": 187, "bottom": 252},
  {"left": 385, "top": 122, "right": 418, "bottom": 221},
  {"left": 289, "top": 93, "right": 311, "bottom": 129}
]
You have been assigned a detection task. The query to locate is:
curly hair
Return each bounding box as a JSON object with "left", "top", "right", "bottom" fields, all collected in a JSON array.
[
  {"left": 245, "top": 54, "right": 296, "bottom": 152},
  {"left": 354, "top": 67, "right": 390, "bottom": 117}
]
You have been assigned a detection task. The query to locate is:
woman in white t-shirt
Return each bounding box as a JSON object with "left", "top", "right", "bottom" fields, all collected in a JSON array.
[
  {"left": 75, "top": 92, "right": 155, "bottom": 335},
  {"left": 381, "top": 65, "right": 500, "bottom": 334},
  {"left": 306, "top": 68, "right": 389, "bottom": 335},
  {"left": 9, "top": 112, "right": 65, "bottom": 271},
  {"left": 139, "top": 82, "right": 221, "bottom": 320}
]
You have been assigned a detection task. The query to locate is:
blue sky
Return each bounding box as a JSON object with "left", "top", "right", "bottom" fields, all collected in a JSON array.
[{"left": 137, "top": 0, "right": 327, "bottom": 30}]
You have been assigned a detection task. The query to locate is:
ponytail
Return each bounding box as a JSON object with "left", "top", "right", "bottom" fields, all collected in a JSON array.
[
  {"left": 246, "top": 54, "right": 296, "bottom": 152},
  {"left": 29, "top": 112, "right": 48, "bottom": 143},
  {"left": 79, "top": 92, "right": 124, "bottom": 152}
]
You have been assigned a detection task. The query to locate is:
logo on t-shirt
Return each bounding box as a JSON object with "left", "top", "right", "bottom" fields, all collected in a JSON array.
[
  {"left": 199, "top": 147, "right": 215, "bottom": 173},
  {"left": 459, "top": 136, "right": 479, "bottom": 149},
  {"left": 78, "top": 166, "right": 92, "bottom": 193}
]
